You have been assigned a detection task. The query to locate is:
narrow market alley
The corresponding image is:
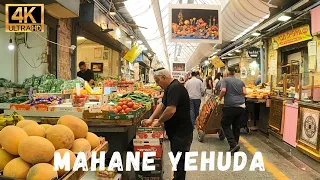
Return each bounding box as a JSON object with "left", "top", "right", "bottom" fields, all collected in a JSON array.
[{"left": 162, "top": 131, "right": 320, "bottom": 180}]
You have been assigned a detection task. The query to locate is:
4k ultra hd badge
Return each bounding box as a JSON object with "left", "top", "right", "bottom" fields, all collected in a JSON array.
[{"left": 5, "top": 4, "right": 44, "bottom": 32}]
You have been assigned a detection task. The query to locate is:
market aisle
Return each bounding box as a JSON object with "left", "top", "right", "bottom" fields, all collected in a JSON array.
[{"left": 162, "top": 131, "right": 320, "bottom": 180}]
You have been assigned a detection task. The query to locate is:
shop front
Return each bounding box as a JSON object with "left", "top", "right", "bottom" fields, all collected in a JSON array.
[{"left": 266, "top": 20, "right": 320, "bottom": 162}]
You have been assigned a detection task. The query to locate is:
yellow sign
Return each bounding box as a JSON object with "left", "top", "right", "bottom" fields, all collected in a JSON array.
[
  {"left": 123, "top": 45, "right": 143, "bottom": 63},
  {"left": 6, "top": 4, "right": 44, "bottom": 32},
  {"left": 210, "top": 56, "right": 225, "bottom": 68},
  {"left": 272, "top": 25, "right": 312, "bottom": 48}
]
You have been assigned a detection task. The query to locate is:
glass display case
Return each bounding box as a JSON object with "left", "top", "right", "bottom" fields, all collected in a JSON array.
[
  {"left": 299, "top": 72, "right": 320, "bottom": 103},
  {"left": 270, "top": 74, "right": 299, "bottom": 98}
]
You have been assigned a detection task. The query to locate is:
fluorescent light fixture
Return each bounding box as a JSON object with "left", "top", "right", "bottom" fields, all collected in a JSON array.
[
  {"left": 116, "top": 28, "right": 121, "bottom": 38},
  {"left": 8, "top": 38, "right": 14, "bottom": 50},
  {"left": 77, "top": 36, "right": 86, "bottom": 40},
  {"left": 109, "top": 11, "right": 116, "bottom": 16},
  {"left": 137, "top": 40, "right": 143, "bottom": 44},
  {"left": 278, "top": 15, "right": 291, "bottom": 22},
  {"left": 228, "top": 53, "right": 234, "bottom": 56},
  {"left": 263, "top": 14, "right": 270, "bottom": 19},
  {"left": 235, "top": 49, "right": 241, "bottom": 53},
  {"left": 204, "top": 60, "right": 209, "bottom": 65},
  {"left": 130, "top": 35, "right": 135, "bottom": 39},
  {"left": 251, "top": 32, "right": 261, "bottom": 36}
]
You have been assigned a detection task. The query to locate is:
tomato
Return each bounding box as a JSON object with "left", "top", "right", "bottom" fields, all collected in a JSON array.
[
  {"left": 133, "top": 105, "right": 139, "bottom": 110},
  {"left": 113, "top": 109, "right": 118, "bottom": 114},
  {"left": 121, "top": 110, "right": 126, "bottom": 114},
  {"left": 125, "top": 108, "right": 131, "bottom": 113},
  {"left": 126, "top": 98, "right": 132, "bottom": 102},
  {"left": 122, "top": 100, "right": 127, "bottom": 105},
  {"left": 127, "top": 102, "right": 134, "bottom": 108},
  {"left": 118, "top": 102, "right": 124, "bottom": 106},
  {"left": 122, "top": 105, "right": 128, "bottom": 110},
  {"left": 116, "top": 106, "right": 122, "bottom": 111}
]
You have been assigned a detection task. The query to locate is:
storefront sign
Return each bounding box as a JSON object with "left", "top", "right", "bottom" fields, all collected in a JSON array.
[
  {"left": 123, "top": 45, "right": 143, "bottom": 63},
  {"left": 172, "top": 63, "right": 186, "bottom": 71},
  {"left": 247, "top": 47, "right": 260, "bottom": 58},
  {"left": 5, "top": 4, "right": 45, "bottom": 32},
  {"left": 272, "top": 25, "right": 312, "bottom": 48},
  {"left": 168, "top": 4, "right": 222, "bottom": 44},
  {"left": 210, "top": 56, "right": 224, "bottom": 68}
]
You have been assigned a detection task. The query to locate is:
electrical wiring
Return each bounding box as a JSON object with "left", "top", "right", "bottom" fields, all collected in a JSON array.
[
  {"left": 35, "top": 32, "right": 75, "bottom": 50},
  {"left": 15, "top": 38, "right": 43, "bottom": 69}
]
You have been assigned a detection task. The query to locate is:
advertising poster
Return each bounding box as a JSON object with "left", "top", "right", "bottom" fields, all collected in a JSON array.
[
  {"left": 169, "top": 4, "right": 222, "bottom": 44},
  {"left": 172, "top": 63, "right": 186, "bottom": 71}
]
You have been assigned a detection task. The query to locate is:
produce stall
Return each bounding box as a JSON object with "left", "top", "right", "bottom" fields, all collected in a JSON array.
[{"left": 0, "top": 112, "right": 115, "bottom": 180}]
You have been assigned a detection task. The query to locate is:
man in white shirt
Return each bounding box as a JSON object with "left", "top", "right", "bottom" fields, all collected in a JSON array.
[{"left": 185, "top": 71, "right": 205, "bottom": 130}]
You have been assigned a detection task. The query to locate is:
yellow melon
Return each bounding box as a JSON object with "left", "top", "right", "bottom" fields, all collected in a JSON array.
[
  {"left": 0, "top": 126, "right": 28, "bottom": 155},
  {"left": 40, "top": 124, "right": 53, "bottom": 130},
  {"left": 0, "top": 149, "right": 15, "bottom": 170},
  {"left": 18, "top": 136, "right": 55, "bottom": 164},
  {"left": 86, "top": 132, "right": 100, "bottom": 150},
  {"left": 46, "top": 125, "right": 75, "bottom": 150},
  {"left": 16, "top": 120, "right": 38, "bottom": 128},
  {"left": 26, "top": 163, "right": 58, "bottom": 180},
  {"left": 57, "top": 115, "right": 88, "bottom": 139},
  {"left": 71, "top": 138, "right": 91, "bottom": 154},
  {"left": 22, "top": 124, "right": 46, "bottom": 137},
  {"left": 3, "top": 157, "right": 31, "bottom": 179},
  {"left": 51, "top": 149, "right": 76, "bottom": 177}
]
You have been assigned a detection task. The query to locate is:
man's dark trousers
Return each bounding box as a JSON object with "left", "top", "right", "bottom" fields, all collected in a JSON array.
[
  {"left": 190, "top": 99, "right": 201, "bottom": 129},
  {"left": 221, "top": 107, "right": 245, "bottom": 148},
  {"left": 169, "top": 133, "right": 193, "bottom": 180}
]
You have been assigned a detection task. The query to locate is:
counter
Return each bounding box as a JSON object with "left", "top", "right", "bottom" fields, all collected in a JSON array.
[{"left": 283, "top": 103, "right": 299, "bottom": 147}]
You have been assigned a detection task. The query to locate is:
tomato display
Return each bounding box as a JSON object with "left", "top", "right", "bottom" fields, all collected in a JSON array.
[
  {"left": 127, "top": 102, "right": 134, "bottom": 108},
  {"left": 116, "top": 106, "right": 122, "bottom": 111}
]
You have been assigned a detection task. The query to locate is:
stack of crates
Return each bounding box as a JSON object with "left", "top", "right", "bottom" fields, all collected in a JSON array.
[{"left": 134, "top": 125, "right": 164, "bottom": 180}]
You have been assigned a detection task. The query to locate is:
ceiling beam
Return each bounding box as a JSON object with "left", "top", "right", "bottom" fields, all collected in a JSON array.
[{"left": 151, "top": 0, "right": 170, "bottom": 70}]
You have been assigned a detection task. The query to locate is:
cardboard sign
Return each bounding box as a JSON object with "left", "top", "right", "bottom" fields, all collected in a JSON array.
[
  {"left": 133, "top": 139, "right": 162, "bottom": 158},
  {"left": 136, "top": 127, "right": 164, "bottom": 139}
]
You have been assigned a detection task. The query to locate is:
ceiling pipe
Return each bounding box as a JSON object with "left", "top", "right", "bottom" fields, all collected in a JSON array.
[
  {"left": 218, "top": 0, "right": 311, "bottom": 56},
  {"left": 220, "top": 6, "right": 315, "bottom": 57},
  {"left": 151, "top": 0, "right": 171, "bottom": 71}
]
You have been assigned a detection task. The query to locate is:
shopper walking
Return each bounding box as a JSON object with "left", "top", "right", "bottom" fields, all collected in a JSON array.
[
  {"left": 218, "top": 67, "right": 247, "bottom": 153},
  {"left": 185, "top": 71, "right": 205, "bottom": 130},
  {"left": 143, "top": 68, "right": 193, "bottom": 180},
  {"left": 205, "top": 71, "right": 214, "bottom": 101}
]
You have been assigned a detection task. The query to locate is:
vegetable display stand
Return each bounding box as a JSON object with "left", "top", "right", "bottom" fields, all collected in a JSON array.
[{"left": 196, "top": 96, "right": 224, "bottom": 142}]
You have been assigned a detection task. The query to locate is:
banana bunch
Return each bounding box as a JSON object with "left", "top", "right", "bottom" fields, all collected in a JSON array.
[
  {"left": 0, "top": 116, "right": 6, "bottom": 130},
  {"left": 0, "top": 112, "right": 24, "bottom": 130}
]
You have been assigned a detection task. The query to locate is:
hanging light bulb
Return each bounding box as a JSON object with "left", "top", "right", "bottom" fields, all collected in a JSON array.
[{"left": 8, "top": 38, "right": 14, "bottom": 50}]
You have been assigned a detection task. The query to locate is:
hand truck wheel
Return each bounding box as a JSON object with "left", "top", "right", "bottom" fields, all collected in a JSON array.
[{"left": 198, "top": 130, "right": 205, "bottom": 142}]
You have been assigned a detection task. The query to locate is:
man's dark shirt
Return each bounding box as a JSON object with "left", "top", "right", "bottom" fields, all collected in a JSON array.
[
  {"left": 77, "top": 69, "right": 94, "bottom": 82},
  {"left": 162, "top": 79, "right": 193, "bottom": 137},
  {"left": 206, "top": 76, "right": 213, "bottom": 89}
]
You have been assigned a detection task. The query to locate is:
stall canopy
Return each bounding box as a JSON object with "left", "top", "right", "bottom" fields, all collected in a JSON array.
[{"left": 115, "top": 0, "right": 272, "bottom": 71}]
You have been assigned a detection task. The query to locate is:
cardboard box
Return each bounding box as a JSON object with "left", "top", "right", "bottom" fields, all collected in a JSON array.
[
  {"left": 139, "top": 158, "right": 162, "bottom": 171},
  {"left": 133, "top": 139, "right": 162, "bottom": 158},
  {"left": 135, "top": 170, "right": 162, "bottom": 180},
  {"left": 136, "top": 127, "right": 164, "bottom": 139}
]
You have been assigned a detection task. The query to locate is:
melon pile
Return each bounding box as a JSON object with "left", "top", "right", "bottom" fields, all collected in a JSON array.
[{"left": 0, "top": 115, "right": 101, "bottom": 179}]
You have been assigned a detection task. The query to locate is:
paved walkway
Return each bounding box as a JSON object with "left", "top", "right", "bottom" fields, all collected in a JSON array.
[{"left": 162, "top": 131, "right": 320, "bottom": 180}]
